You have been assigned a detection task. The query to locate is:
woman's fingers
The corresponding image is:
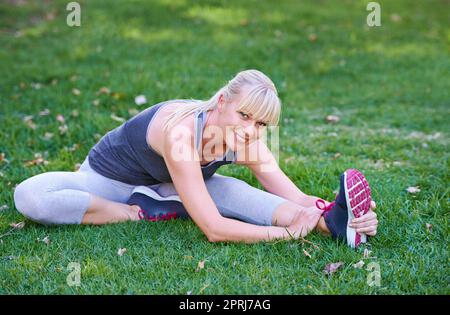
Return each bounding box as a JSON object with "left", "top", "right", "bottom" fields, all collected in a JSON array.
[
  {"left": 370, "top": 200, "right": 376, "bottom": 210},
  {"left": 355, "top": 225, "right": 377, "bottom": 234},
  {"left": 352, "top": 210, "right": 377, "bottom": 224},
  {"left": 349, "top": 219, "right": 378, "bottom": 229}
]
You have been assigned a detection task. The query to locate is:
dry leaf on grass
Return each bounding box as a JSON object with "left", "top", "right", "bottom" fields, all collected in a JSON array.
[
  {"left": 406, "top": 186, "right": 421, "bottom": 194},
  {"left": 39, "top": 108, "right": 50, "bottom": 116},
  {"left": 24, "top": 153, "right": 49, "bottom": 167},
  {"left": 134, "top": 95, "right": 147, "bottom": 106},
  {"left": 97, "top": 87, "right": 111, "bottom": 95},
  {"left": 72, "top": 88, "right": 81, "bottom": 96},
  {"left": 353, "top": 260, "right": 365, "bottom": 269},
  {"left": 10, "top": 222, "right": 25, "bottom": 229},
  {"left": 325, "top": 115, "right": 340, "bottom": 123},
  {"left": 426, "top": 223, "right": 433, "bottom": 233},
  {"left": 363, "top": 248, "right": 372, "bottom": 259},
  {"left": 38, "top": 236, "right": 50, "bottom": 245},
  {"left": 117, "top": 248, "right": 127, "bottom": 256},
  {"left": 0, "top": 205, "right": 8, "bottom": 211},
  {"left": 56, "top": 114, "right": 65, "bottom": 124},
  {"left": 111, "top": 114, "right": 126, "bottom": 123},
  {"left": 323, "top": 262, "right": 344, "bottom": 276},
  {"left": 195, "top": 260, "right": 205, "bottom": 272},
  {"left": 23, "top": 115, "right": 36, "bottom": 130},
  {"left": 303, "top": 249, "right": 312, "bottom": 258}
]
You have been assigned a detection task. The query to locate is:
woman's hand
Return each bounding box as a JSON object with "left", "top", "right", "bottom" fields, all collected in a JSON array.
[
  {"left": 349, "top": 201, "right": 378, "bottom": 236},
  {"left": 286, "top": 206, "right": 323, "bottom": 239}
]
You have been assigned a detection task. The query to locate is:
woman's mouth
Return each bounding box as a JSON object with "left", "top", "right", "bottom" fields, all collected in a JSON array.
[{"left": 234, "top": 132, "right": 248, "bottom": 144}]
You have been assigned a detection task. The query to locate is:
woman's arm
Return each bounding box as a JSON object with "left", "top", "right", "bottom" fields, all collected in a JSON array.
[
  {"left": 239, "top": 140, "right": 324, "bottom": 207},
  {"left": 162, "top": 129, "right": 299, "bottom": 243}
]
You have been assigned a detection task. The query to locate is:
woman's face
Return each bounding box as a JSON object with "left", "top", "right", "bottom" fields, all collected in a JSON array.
[{"left": 217, "top": 93, "right": 268, "bottom": 152}]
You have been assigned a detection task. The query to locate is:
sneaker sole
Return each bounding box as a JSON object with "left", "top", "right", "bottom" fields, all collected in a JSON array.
[
  {"left": 344, "top": 169, "right": 372, "bottom": 248},
  {"left": 132, "top": 186, "right": 182, "bottom": 203}
]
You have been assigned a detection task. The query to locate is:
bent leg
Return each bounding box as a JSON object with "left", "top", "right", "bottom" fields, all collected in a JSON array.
[{"left": 13, "top": 158, "right": 139, "bottom": 225}]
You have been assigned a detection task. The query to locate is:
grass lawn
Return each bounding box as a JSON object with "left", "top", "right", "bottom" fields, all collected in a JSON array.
[{"left": 0, "top": 0, "right": 448, "bottom": 294}]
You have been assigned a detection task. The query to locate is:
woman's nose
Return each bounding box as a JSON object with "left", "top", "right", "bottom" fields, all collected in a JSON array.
[{"left": 243, "top": 123, "right": 257, "bottom": 139}]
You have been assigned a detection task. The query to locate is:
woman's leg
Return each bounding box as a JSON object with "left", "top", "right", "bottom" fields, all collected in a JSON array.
[
  {"left": 13, "top": 157, "right": 141, "bottom": 225},
  {"left": 155, "top": 173, "right": 326, "bottom": 235}
]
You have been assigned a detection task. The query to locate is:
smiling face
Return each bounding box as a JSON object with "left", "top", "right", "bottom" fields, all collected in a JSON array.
[{"left": 216, "top": 87, "right": 274, "bottom": 152}]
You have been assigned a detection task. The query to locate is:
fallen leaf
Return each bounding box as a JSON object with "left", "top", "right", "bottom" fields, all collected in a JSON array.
[
  {"left": 325, "top": 115, "right": 340, "bottom": 123},
  {"left": 40, "top": 236, "right": 51, "bottom": 245},
  {"left": 195, "top": 260, "right": 205, "bottom": 272},
  {"left": 111, "top": 91, "right": 126, "bottom": 100},
  {"left": 39, "top": 108, "right": 51, "bottom": 116},
  {"left": 56, "top": 114, "right": 65, "bottom": 124},
  {"left": 92, "top": 99, "right": 100, "bottom": 106},
  {"left": 117, "top": 248, "right": 127, "bottom": 256},
  {"left": 308, "top": 33, "right": 317, "bottom": 42},
  {"left": 72, "top": 88, "right": 81, "bottom": 96},
  {"left": 406, "top": 186, "right": 421, "bottom": 194},
  {"left": 332, "top": 152, "right": 341, "bottom": 160},
  {"left": 323, "top": 262, "right": 344, "bottom": 276},
  {"left": 64, "top": 143, "right": 79, "bottom": 152},
  {"left": 426, "top": 223, "right": 433, "bottom": 233},
  {"left": 111, "top": 114, "right": 126, "bottom": 123},
  {"left": 31, "top": 82, "right": 41, "bottom": 90},
  {"left": 10, "top": 222, "right": 25, "bottom": 229},
  {"left": 303, "top": 249, "right": 312, "bottom": 258},
  {"left": 97, "top": 87, "right": 110, "bottom": 95},
  {"left": 363, "top": 248, "right": 372, "bottom": 259},
  {"left": 0, "top": 205, "right": 9, "bottom": 211},
  {"left": 390, "top": 13, "right": 402, "bottom": 22},
  {"left": 42, "top": 132, "right": 54, "bottom": 141},
  {"left": 353, "top": 260, "right": 365, "bottom": 269},
  {"left": 23, "top": 115, "right": 36, "bottom": 130},
  {"left": 24, "top": 153, "right": 49, "bottom": 167},
  {"left": 59, "top": 124, "right": 68, "bottom": 135},
  {"left": 134, "top": 95, "right": 147, "bottom": 106}
]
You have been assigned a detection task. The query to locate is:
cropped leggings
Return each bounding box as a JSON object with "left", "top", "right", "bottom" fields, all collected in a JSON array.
[{"left": 13, "top": 156, "right": 288, "bottom": 226}]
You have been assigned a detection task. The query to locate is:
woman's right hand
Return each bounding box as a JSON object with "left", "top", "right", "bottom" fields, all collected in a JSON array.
[{"left": 286, "top": 206, "right": 323, "bottom": 239}]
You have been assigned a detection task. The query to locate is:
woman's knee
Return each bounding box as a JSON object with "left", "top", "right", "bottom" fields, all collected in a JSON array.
[{"left": 13, "top": 176, "right": 51, "bottom": 223}]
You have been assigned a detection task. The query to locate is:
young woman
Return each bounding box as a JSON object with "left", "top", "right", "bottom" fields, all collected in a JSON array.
[{"left": 13, "top": 69, "right": 378, "bottom": 248}]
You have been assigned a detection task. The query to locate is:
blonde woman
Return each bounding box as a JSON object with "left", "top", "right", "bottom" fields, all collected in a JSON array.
[{"left": 13, "top": 69, "right": 378, "bottom": 248}]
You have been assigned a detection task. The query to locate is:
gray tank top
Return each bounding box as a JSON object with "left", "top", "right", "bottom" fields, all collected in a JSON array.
[{"left": 87, "top": 99, "right": 236, "bottom": 185}]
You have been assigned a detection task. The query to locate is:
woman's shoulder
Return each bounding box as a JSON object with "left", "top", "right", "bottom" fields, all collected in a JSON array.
[{"left": 146, "top": 100, "right": 198, "bottom": 156}]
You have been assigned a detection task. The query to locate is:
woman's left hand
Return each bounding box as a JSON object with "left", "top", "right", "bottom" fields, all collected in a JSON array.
[{"left": 349, "top": 201, "right": 378, "bottom": 236}]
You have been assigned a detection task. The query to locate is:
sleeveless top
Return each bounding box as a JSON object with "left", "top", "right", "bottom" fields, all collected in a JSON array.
[{"left": 87, "top": 99, "right": 237, "bottom": 186}]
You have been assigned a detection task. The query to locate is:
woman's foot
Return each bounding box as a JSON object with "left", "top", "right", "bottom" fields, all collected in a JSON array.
[
  {"left": 126, "top": 186, "right": 190, "bottom": 222},
  {"left": 316, "top": 169, "right": 372, "bottom": 248}
]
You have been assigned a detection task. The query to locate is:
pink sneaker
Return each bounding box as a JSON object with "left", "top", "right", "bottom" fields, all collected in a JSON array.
[{"left": 316, "top": 169, "right": 372, "bottom": 248}]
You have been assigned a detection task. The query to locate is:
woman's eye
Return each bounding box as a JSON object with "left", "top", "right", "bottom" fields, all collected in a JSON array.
[
  {"left": 258, "top": 122, "right": 267, "bottom": 127},
  {"left": 239, "top": 112, "right": 249, "bottom": 119}
]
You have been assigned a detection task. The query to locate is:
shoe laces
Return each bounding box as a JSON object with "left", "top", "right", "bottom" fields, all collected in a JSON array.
[
  {"left": 315, "top": 198, "right": 335, "bottom": 216},
  {"left": 138, "top": 209, "right": 177, "bottom": 222}
]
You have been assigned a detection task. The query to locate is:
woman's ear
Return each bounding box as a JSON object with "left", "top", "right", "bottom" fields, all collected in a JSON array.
[{"left": 218, "top": 94, "right": 224, "bottom": 112}]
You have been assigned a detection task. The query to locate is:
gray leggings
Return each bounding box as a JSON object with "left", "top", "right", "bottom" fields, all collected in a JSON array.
[{"left": 13, "top": 156, "right": 288, "bottom": 226}]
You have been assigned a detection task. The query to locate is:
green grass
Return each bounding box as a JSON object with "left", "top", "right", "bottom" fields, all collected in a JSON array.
[{"left": 0, "top": 0, "right": 448, "bottom": 294}]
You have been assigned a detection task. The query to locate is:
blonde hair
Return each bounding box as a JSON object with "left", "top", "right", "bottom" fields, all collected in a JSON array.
[{"left": 163, "top": 69, "right": 282, "bottom": 132}]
